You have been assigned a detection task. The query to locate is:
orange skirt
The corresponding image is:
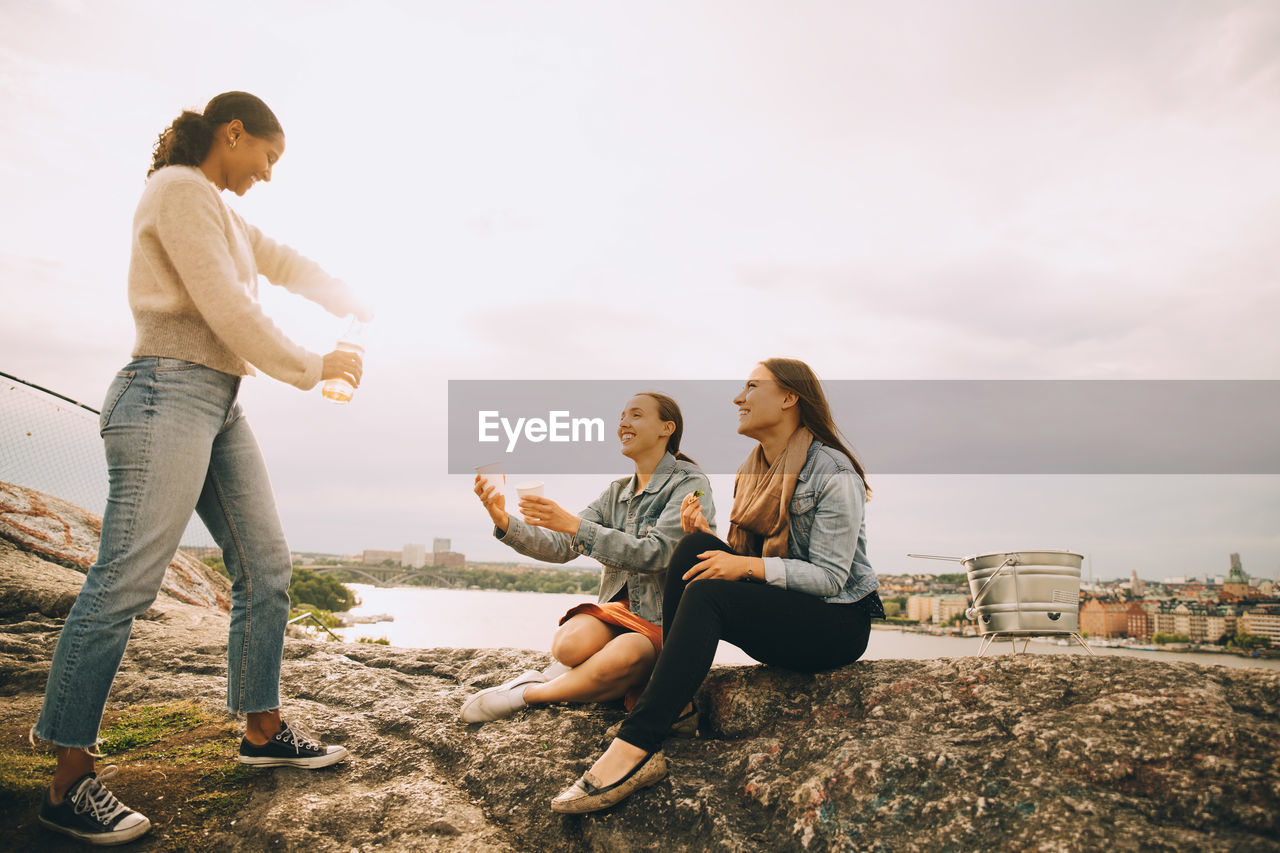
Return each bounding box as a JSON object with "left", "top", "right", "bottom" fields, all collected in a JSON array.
[{"left": 559, "top": 601, "right": 662, "bottom": 710}]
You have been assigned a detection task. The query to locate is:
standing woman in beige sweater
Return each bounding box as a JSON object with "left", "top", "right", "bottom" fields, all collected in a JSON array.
[{"left": 33, "top": 91, "right": 370, "bottom": 846}]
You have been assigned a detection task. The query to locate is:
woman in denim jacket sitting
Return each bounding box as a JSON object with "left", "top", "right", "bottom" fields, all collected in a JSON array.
[
  {"left": 463, "top": 392, "right": 715, "bottom": 723},
  {"left": 552, "top": 358, "right": 883, "bottom": 813}
]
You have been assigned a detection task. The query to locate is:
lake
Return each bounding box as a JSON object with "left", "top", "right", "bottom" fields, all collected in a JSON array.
[{"left": 332, "top": 584, "right": 1280, "bottom": 671}]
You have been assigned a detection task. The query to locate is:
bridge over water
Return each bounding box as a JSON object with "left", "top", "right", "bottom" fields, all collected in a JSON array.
[{"left": 310, "top": 565, "right": 471, "bottom": 589}]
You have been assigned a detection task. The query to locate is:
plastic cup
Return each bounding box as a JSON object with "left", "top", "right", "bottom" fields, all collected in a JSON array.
[
  {"left": 516, "top": 481, "right": 545, "bottom": 498},
  {"left": 475, "top": 462, "right": 505, "bottom": 494}
]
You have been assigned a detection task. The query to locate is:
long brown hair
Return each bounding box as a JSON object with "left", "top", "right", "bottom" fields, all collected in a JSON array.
[
  {"left": 148, "top": 91, "right": 283, "bottom": 177},
  {"left": 760, "top": 358, "right": 870, "bottom": 496},
  {"left": 634, "top": 392, "right": 696, "bottom": 465}
]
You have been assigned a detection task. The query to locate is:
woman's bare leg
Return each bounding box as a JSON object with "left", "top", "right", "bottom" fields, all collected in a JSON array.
[
  {"left": 587, "top": 736, "right": 652, "bottom": 785},
  {"left": 243, "top": 708, "right": 283, "bottom": 745},
  {"left": 549, "top": 614, "right": 620, "bottom": 666},
  {"left": 50, "top": 748, "right": 96, "bottom": 801},
  {"left": 525, "top": 633, "right": 656, "bottom": 704}
]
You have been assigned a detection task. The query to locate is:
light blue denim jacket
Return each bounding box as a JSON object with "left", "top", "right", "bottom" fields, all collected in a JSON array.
[
  {"left": 495, "top": 452, "right": 715, "bottom": 625},
  {"left": 759, "top": 440, "right": 878, "bottom": 604}
]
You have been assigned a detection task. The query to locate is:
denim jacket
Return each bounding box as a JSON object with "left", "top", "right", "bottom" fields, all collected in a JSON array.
[
  {"left": 496, "top": 452, "right": 716, "bottom": 625},
  {"left": 759, "top": 440, "right": 878, "bottom": 604}
]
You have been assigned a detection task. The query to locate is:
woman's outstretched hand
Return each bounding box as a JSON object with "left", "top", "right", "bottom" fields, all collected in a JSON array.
[
  {"left": 518, "top": 495, "right": 582, "bottom": 537},
  {"left": 321, "top": 349, "right": 363, "bottom": 386},
  {"left": 680, "top": 492, "right": 711, "bottom": 534},
  {"left": 683, "top": 551, "right": 763, "bottom": 583},
  {"left": 474, "top": 474, "right": 510, "bottom": 532}
]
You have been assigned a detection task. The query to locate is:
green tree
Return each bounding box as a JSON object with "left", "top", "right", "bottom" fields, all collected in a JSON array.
[
  {"left": 1153, "top": 632, "right": 1191, "bottom": 645},
  {"left": 289, "top": 568, "right": 356, "bottom": 612},
  {"left": 404, "top": 566, "right": 600, "bottom": 595},
  {"left": 1230, "top": 632, "right": 1272, "bottom": 650}
]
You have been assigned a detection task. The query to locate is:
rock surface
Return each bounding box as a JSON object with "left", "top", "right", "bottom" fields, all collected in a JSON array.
[
  {"left": 0, "top": 481, "right": 231, "bottom": 612},
  {"left": 1, "top": 506, "right": 1278, "bottom": 851}
]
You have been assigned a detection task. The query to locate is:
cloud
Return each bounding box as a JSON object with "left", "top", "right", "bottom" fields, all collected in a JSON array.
[{"left": 3, "top": 2, "right": 1277, "bottom": 576}]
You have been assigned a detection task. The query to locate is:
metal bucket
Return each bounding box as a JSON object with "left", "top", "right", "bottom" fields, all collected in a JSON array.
[{"left": 963, "top": 550, "right": 1082, "bottom": 635}]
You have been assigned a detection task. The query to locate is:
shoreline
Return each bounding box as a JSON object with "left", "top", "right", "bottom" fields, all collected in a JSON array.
[
  {"left": 331, "top": 586, "right": 1280, "bottom": 670},
  {"left": 871, "top": 621, "right": 1279, "bottom": 660}
]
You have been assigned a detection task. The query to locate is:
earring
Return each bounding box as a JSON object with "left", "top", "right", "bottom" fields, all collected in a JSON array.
[{"left": 229, "top": 138, "right": 237, "bottom": 149}]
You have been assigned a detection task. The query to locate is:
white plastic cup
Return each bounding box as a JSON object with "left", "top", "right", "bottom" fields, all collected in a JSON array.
[
  {"left": 475, "top": 462, "right": 505, "bottom": 494},
  {"left": 516, "top": 480, "right": 545, "bottom": 498}
]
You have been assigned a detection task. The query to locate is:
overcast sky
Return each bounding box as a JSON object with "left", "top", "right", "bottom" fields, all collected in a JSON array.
[{"left": 2, "top": 0, "right": 1278, "bottom": 581}]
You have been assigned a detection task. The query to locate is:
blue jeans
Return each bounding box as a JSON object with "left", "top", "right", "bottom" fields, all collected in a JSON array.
[{"left": 35, "top": 358, "right": 293, "bottom": 747}]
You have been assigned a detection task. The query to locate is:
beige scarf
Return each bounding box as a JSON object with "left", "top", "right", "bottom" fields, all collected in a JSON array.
[{"left": 727, "top": 427, "right": 813, "bottom": 558}]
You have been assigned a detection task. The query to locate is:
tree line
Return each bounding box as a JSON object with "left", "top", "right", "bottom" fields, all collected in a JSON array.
[
  {"left": 402, "top": 566, "right": 600, "bottom": 595},
  {"left": 201, "top": 557, "right": 356, "bottom": 612}
]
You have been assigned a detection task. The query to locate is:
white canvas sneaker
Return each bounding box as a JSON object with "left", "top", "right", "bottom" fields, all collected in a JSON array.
[{"left": 459, "top": 670, "right": 548, "bottom": 723}]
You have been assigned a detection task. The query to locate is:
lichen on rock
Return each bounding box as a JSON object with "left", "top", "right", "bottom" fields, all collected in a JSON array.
[{"left": 0, "top": 480, "right": 231, "bottom": 612}]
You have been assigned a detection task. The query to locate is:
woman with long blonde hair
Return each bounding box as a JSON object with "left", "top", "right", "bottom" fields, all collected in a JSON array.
[{"left": 552, "top": 359, "right": 882, "bottom": 813}]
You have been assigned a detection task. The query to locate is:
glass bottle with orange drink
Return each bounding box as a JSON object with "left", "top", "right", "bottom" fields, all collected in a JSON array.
[{"left": 321, "top": 319, "right": 366, "bottom": 403}]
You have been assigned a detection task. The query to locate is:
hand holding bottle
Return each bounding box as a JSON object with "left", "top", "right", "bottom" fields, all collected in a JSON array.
[
  {"left": 322, "top": 348, "right": 363, "bottom": 389},
  {"left": 322, "top": 319, "right": 366, "bottom": 403}
]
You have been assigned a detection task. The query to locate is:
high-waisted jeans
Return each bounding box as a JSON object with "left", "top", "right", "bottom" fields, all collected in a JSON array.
[
  {"left": 35, "top": 358, "right": 293, "bottom": 747},
  {"left": 617, "top": 532, "right": 873, "bottom": 753}
]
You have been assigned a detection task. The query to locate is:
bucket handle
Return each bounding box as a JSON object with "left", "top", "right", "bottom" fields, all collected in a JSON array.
[{"left": 964, "top": 556, "right": 1017, "bottom": 621}]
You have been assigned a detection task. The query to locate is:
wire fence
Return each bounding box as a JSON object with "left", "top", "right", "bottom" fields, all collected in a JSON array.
[{"left": 0, "top": 370, "right": 216, "bottom": 549}]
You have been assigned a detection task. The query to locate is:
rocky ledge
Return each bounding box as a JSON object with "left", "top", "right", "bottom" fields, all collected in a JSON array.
[
  {"left": 1, "top": 488, "right": 1277, "bottom": 851},
  {"left": 0, "top": 480, "right": 231, "bottom": 612}
]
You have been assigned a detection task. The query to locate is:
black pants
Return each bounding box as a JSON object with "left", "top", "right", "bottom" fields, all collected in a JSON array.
[{"left": 617, "top": 532, "right": 872, "bottom": 752}]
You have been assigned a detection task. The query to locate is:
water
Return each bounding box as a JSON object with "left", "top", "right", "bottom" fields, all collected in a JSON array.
[
  {"left": 332, "top": 585, "right": 758, "bottom": 665},
  {"left": 332, "top": 584, "right": 1280, "bottom": 672}
]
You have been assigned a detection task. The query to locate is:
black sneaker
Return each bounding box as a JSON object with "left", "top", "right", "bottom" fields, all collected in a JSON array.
[
  {"left": 237, "top": 721, "right": 348, "bottom": 768},
  {"left": 38, "top": 768, "right": 152, "bottom": 846}
]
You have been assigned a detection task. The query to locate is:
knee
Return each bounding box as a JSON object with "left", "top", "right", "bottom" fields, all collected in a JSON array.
[
  {"left": 74, "top": 565, "right": 160, "bottom": 624},
  {"left": 673, "top": 531, "right": 721, "bottom": 560},
  {"left": 678, "top": 577, "right": 733, "bottom": 614},
  {"left": 594, "top": 636, "right": 656, "bottom": 683},
  {"left": 230, "top": 552, "right": 292, "bottom": 595},
  {"left": 614, "top": 637, "right": 656, "bottom": 675},
  {"left": 550, "top": 624, "right": 596, "bottom": 666},
  {"left": 232, "top": 563, "right": 292, "bottom": 614},
  {"left": 669, "top": 532, "right": 724, "bottom": 573}
]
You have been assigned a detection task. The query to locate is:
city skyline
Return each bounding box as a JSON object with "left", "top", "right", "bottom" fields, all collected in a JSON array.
[{"left": 289, "top": 536, "right": 1280, "bottom": 585}]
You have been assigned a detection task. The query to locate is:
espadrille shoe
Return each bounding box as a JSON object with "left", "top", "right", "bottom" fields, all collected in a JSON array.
[{"left": 550, "top": 751, "right": 668, "bottom": 814}]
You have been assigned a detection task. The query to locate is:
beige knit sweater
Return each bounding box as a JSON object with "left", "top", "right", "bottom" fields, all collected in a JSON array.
[{"left": 128, "top": 165, "right": 365, "bottom": 390}]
